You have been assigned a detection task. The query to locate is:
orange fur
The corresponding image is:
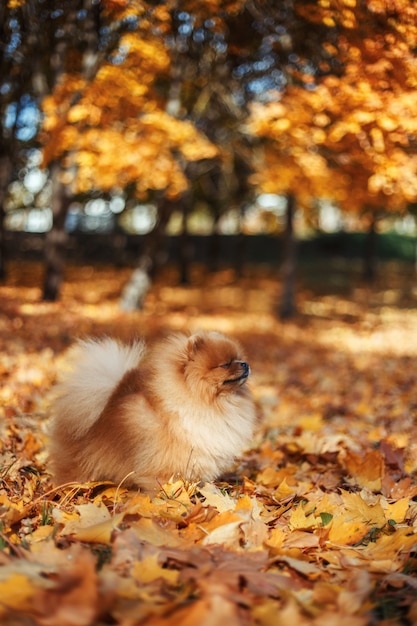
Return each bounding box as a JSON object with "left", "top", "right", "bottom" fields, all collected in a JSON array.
[{"left": 49, "top": 331, "right": 257, "bottom": 492}]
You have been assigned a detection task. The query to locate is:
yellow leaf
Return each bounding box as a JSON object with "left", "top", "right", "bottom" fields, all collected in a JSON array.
[
  {"left": 288, "top": 504, "right": 319, "bottom": 531},
  {"left": 69, "top": 513, "right": 124, "bottom": 543},
  {"left": 26, "top": 525, "right": 55, "bottom": 544},
  {"left": 325, "top": 492, "right": 387, "bottom": 546},
  {"left": 58, "top": 503, "right": 124, "bottom": 543},
  {"left": 52, "top": 508, "right": 80, "bottom": 524},
  {"left": 0, "top": 494, "right": 29, "bottom": 524},
  {"left": 383, "top": 497, "right": 410, "bottom": 523},
  {"left": 133, "top": 555, "right": 178, "bottom": 585},
  {"left": 0, "top": 574, "right": 34, "bottom": 614},
  {"left": 201, "top": 520, "right": 242, "bottom": 547},
  {"left": 198, "top": 483, "right": 236, "bottom": 512},
  {"left": 257, "top": 467, "right": 282, "bottom": 488},
  {"left": 75, "top": 502, "right": 113, "bottom": 524},
  {"left": 327, "top": 518, "right": 368, "bottom": 546},
  {"left": 363, "top": 527, "right": 417, "bottom": 563},
  {"left": 297, "top": 413, "right": 324, "bottom": 431},
  {"left": 274, "top": 476, "right": 298, "bottom": 500},
  {"left": 131, "top": 517, "right": 182, "bottom": 547},
  {"left": 235, "top": 495, "right": 253, "bottom": 511},
  {"left": 266, "top": 527, "right": 286, "bottom": 552},
  {"left": 235, "top": 495, "right": 264, "bottom": 522},
  {"left": 342, "top": 449, "right": 384, "bottom": 491},
  {"left": 341, "top": 491, "right": 386, "bottom": 527},
  {"left": 121, "top": 492, "right": 155, "bottom": 517},
  {"left": 157, "top": 478, "right": 195, "bottom": 504}
]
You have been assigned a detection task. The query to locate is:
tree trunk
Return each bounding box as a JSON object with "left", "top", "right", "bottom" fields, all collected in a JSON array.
[
  {"left": 363, "top": 214, "right": 378, "bottom": 283},
  {"left": 0, "top": 203, "right": 5, "bottom": 282},
  {"left": 208, "top": 206, "right": 222, "bottom": 273},
  {"left": 235, "top": 202, "right": 249, "bottom": 278},
  {"left": 40, "top": 2, "right": 101, "bottom": 301},
  {"left": 119, "top": 197, "right": 172, "bottom": 310},
  {"left": 42, "top": 162, "right": 71, "bottom": 301},
  {"left": 279, "top": 193, "right": 297, "bottom": 319},
  {"left": 178, "top": 197, "right": 193, "bottom": 285},
  {"left": 0, "top": 153, "right": 12, "bottom": 281}
]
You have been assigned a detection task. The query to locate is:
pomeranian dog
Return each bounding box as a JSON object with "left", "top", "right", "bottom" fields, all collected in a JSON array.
[{"left": 49, "top": 331, "right": 257, "bottom": 492}]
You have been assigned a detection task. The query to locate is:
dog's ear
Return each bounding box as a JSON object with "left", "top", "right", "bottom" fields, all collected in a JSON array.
[{"left": 187, "top": 333, "right": 205, "bottom": 357}]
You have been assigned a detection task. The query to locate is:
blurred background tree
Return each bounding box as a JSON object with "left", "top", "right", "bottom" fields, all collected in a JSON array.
[
  {"left": 1, "top": 0, "right": 417, "bottom": 314},
  {"left": 248, "top": 0, "right": 417, "bottom": 313}
]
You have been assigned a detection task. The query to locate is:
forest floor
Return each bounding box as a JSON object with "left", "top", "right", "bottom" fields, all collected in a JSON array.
[{"left": 1, "top": 260, "right": 417, "bottom": 625}]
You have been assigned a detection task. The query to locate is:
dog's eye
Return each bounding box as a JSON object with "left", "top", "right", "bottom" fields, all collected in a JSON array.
[{"left": 219, "top": 360, "right": 233, "bottom": 369}]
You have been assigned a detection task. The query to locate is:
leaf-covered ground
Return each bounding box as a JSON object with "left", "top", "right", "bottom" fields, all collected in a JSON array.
[{"left": 1, "top": 260, "right": 417, "bottom": 626}]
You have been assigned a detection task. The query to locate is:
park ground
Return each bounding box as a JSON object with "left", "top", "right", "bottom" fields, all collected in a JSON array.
[{"left": 0, "top": 260, "right": 417, "bottom": 625}]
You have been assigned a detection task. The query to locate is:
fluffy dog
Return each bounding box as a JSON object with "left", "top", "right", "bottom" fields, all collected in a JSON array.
[{"left": 49, "top": 331, "right": 256, "bottom": 491}]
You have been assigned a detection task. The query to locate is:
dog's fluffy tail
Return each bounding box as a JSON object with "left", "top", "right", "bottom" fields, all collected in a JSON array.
[{"left": 52, "top": 338, "right": 146, "bottom": 438}]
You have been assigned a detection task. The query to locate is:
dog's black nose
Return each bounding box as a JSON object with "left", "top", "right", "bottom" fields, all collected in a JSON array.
[{"left": 240, "top": 361, "right": 250, "bottom": 376}]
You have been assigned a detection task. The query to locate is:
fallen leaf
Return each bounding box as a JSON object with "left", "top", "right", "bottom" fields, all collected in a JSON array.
[{"left": 133, "top": 554, "right": 179, "bottom": 585}]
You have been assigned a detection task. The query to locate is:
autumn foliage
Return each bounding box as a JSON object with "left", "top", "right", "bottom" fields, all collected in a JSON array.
[
  {"left": 30, "top": 0, "right": 417, "bottom": 216},
  {"left": 40, "top": 11, "right": 218, "bottom": 199},
  {"left": 248, "top": 0, "right": 417, "bottom": 215},
  {"left": 1, "top": 262, "right": 417, "bottom": 624},
  {"left": 2, "top": 0, "right": 417, "bottom": 221},
  {"left": 2, "top": 1, "right": 417, "bottom": 622}
]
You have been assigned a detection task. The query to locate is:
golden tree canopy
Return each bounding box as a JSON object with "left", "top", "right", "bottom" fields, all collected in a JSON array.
[
  {"left": 40, "top": 0, "right": 218, "bottom": 199},
  {"left": 248, "top": 0, "right": 417, "bottom": 214}
]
